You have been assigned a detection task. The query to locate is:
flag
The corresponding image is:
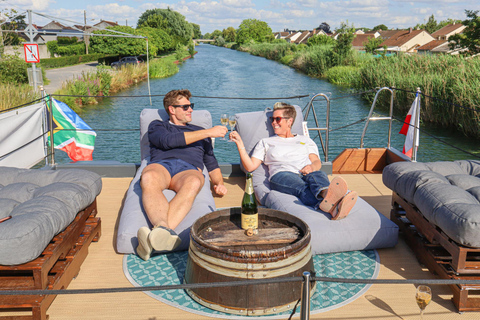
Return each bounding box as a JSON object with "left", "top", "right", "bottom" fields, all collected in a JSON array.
[
  {"left": 399, "top": 93, "right": 420, "bottom": 158},
  {"left": 47, "top": 98, "right": 96, "bottom": 162}
]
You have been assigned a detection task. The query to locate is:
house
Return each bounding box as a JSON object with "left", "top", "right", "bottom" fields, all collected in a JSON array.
[
  {"left": 379, "top": 29, "right": 435, "bottom": 54},
  {"left": 351, "top": 34, "right": 376, "bottom": 51},
  {"left": 91, "top": 20, "right": 118, "bottom": 30},
  {"left": 274, "top": 31, "right": 291, "bottom": 39},
  {"left": 377, "top": 30, "right": 400, "bottom": 41},
  {"left": 35, "top": 21, "right": 84, "bottom": 42},
  {"left": 284, "top": 32, "right": 302, "bottom": 43},
  {"left": 431, "top": 23, "right": 465, "bottom": 40},
  {"left": 417, "top": 39, "right": 468, "bottom": 55}
]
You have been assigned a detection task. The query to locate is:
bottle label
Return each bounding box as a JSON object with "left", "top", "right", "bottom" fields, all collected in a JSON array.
[{"left": 241, "top": 212, "right": 258, "bottom": 230}]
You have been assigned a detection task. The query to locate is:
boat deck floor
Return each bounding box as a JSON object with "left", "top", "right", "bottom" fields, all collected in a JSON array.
[{"left": 36, "top": 174, "right": 480, "bottom": 319}]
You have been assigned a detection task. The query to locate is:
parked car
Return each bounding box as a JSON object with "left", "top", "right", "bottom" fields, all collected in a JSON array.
[{"left": 111, "top": 56, "right": 143, "bottom": 69}]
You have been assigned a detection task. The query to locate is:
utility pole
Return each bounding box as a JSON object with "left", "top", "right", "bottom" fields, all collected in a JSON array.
[{"left": 84, "top": 10, "right": 89, "bottom": 54}]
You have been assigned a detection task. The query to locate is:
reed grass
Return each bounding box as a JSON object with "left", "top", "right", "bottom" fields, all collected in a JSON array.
[
  {"left": 149, "top": 57, "right": 179, "bottom": 79},
  {"left": 359, "top": 54, "right": 480, "bottom": 138},
  {"left": 0, "top": 83, "right": 40, "bottom": 112}
]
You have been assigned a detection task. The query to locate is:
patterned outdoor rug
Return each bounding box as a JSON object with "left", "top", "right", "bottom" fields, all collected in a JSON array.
[{"left": 123, "top": 250, "right": 379, "bottom": 319}]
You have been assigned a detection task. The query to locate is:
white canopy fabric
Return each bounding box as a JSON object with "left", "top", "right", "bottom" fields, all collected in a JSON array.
[{"left": 0, "top": 103, "right": 47, "bottom": 168}]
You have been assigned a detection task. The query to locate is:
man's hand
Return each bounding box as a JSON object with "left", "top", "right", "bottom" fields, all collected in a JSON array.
[
  {"left": 207, "top": 126, "right": 229, "bottom": 138},
  {"left": 213, "top": 184, "right": 227, "bottom": 196}
]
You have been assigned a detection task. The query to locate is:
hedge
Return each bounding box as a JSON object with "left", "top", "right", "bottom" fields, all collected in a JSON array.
[{"left": 39, "top": 53, "right": 109, "bottom": 68}]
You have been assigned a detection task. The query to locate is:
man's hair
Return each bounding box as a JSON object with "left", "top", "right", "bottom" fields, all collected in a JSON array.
[
  {"left": 273, "top": 102, "right": 296, "bottom": 122},
  {"left": 163, "top": 89, "right": 192, "bottom": 115}
]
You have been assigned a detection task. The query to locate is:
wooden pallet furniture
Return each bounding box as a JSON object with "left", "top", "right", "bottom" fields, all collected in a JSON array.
[
  {"left": 0, "top": 200, "right": 101, "bottom": 320},
  {"left": 391, "top": 192, "right": 480, "bottom": 312}
]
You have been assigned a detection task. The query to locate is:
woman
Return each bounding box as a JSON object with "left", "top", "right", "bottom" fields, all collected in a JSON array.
[{"left": 229, "top": 102, "right": 357, "bottom": 220}]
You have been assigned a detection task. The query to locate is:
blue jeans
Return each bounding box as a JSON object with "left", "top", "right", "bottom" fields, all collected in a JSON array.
[{"left": 269, "top": 171, "right": 330, "bottom": 207}]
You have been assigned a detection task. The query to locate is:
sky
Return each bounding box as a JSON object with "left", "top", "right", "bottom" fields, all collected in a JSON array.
[{"left": 0, "top": 0, "right": 477, "bottom": 35}]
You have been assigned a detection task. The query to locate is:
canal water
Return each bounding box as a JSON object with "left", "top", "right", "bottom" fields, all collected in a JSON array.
[{"left": 56, "top": 44, "right": 479, "bottom": 164}]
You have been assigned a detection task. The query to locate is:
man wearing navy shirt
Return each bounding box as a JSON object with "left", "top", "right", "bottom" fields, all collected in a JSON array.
[{"left": 137, "top": 89, "right": 228, "bottom": 260}]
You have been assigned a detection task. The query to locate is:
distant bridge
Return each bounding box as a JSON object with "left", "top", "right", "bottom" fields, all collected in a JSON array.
[{"left": 193, "top": 39, "right": 214, "bottom": 44}]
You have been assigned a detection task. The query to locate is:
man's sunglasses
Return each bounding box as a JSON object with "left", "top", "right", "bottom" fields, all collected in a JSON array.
[
  {"left": 270, "top": 116, "right": 290, "bottom": 123},
  {"left": 172, "top": 103, "right": 194, "bottom": 111}
]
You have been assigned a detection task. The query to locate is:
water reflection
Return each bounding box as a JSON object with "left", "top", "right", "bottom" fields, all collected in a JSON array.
[{"left": 54, "top": 44, "right": 479, "bottom": 164}]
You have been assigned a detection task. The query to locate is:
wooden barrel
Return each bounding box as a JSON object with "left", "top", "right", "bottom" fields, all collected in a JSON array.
[{"left": 184, "top": 207, "right": 315, "bottom": 316}]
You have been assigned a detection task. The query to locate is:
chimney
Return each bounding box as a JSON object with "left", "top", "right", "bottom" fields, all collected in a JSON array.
[{"left": 409, "top": 28, "right": 412, "bottom": 33}]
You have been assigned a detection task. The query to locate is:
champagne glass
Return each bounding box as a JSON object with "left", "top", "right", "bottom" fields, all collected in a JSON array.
[
  {"left": 220, "top": 114, "right": 228, "bottom": 140},
  {"left": 228, "top": 115, "right": 237, "bottom": 142},
  {"left": 415, "top": 285, "right": 432, "bottom": 319}
]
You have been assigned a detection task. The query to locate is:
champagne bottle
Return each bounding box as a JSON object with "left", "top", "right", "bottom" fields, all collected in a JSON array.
[{"left": 241, "top": 172, "right": 258, "bottom": 230}]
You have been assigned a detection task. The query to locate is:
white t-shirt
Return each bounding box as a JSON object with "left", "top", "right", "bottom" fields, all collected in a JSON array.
[{"left": 251, "top": 135, "right": 320, "bottom": 179}]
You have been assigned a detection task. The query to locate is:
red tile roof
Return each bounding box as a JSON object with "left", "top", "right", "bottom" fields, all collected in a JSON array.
[
  {"left": 352, "top": 34, "right": 375, "bottom": 47},
  {"left": 380, "top": 30, "right": 424, "bottom": 47},
  {"left": 417, "top": 40, "right": 447, "bottom": 51},
  {"left": 432, "top": 24, "right": 464, "bottom": 38}
]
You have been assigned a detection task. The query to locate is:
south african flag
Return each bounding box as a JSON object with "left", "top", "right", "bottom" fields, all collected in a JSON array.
[{"left": 47, "top": 98, "right": 96, "bottom": 162}]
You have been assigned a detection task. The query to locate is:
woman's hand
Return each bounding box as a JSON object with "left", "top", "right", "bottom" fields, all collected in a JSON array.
[
  {"left": 300, "top": 164, "right": 314, "bottom": 175},
  {"left": 229, "top": 131, "right": 244, "bottom": 148}
]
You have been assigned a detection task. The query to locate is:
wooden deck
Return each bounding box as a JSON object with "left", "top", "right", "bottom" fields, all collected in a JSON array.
[{"left": 15, "top": 174, "right": 480, "bottom": 319}]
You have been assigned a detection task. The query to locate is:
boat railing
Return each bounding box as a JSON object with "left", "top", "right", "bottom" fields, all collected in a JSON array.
[
  {"left": 303, "top": 93, "right": 330, "bottom": 162},
  {"left": 360, "top": 87, "right": 394, "bottom": 149}
]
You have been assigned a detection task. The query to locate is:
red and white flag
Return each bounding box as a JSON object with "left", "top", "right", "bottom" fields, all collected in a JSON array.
[{"left": 399, "top": 93, "right": 420, "bottom": 158}]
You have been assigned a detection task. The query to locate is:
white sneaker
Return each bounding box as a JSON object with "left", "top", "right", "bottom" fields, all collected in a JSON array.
[
  {"left": 148, "top": 226, "right": 182, "bottom": 252},
  {"left": 136, "top": 227, "right": 153, "bottom": 261}
]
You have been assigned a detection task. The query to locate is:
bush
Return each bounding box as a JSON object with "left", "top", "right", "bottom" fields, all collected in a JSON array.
[
  {"left": 0, "top": 54, "right": 28, "bottom": 84},
  {"left": 39, "top": 53, "right": 106, "bottom": 69}
]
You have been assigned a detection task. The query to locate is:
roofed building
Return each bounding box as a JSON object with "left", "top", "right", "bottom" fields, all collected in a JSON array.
[
  {"left": 431, "top": 23, "right": 465, "bottom": 40},
  {"left": 379, "top": 29, "right": 434, "bottom": 54}
]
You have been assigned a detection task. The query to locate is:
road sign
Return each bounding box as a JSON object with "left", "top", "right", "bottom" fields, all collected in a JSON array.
[{"left": 24, "top": 43, "right": 40, "bottom": 63}]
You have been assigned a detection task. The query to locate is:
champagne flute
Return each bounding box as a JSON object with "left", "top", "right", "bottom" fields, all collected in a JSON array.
[
  {"left": 415, "top": 285, "right": 432, "bottom": 319},
  {"left": 228, "top": 115, "right": 237, "bottom": 142},
  {"left": 220, "top": 114, "right": 228, "bottom": 140}
]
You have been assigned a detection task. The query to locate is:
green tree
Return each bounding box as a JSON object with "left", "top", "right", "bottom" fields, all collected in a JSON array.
[
  {"left": 137, "top": 26, "right": 174, "bottom": 56},
  {"left": 363, "top": 36, "right": 384, "bottom": 54},
  {"left": 211, "top": 29, "right": 222, "bottom": 39},
  {"left": 222, "top": 27, "right": 236, "bottom": 42},
  {"left": 334, "top": 21, "right": 356, "bottom": 58},
  {"left": 1, "top": 9, "right": 26, "bottom": 47},
  {"left": 203, "top": 32, "right": 211, "bottom": 39},
  {"left": 449, "top": 10, "right": 480, "bottom": 55},
  {"left": 191, "top": 23, "right": 201, "bottom": 39},
  {"left": 90, "top": 26, "right": 146, "bottom": 56},
  {"left": 235, "top": 19, "right": 272, "bottom": 44},
  {"left": 137, "top": 8, "right": 193, "bottom": 45},
  {"left": 307, "top": 34, "right": 335, "bottom": 46},
  {"left": 425, "top": 14, "right": 438, "bottom": 33},
  {"left": 372, "top": 24, "right": 388, "bottom": 31}
]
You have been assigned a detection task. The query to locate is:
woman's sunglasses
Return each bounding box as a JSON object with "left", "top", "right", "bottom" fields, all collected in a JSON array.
[
  {"left": 270, "top": 116, "right": 290, "bottom": 123},
  {"left": 172, "top": 103, "right": 194, "bottom": 111}
]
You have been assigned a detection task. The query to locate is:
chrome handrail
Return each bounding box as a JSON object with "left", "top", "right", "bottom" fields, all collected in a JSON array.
[
  {"left": 360, "top": 87, "right": 394, "bottom": 149},
  {"left": 303, "top": 93, "right": 330, "bottom": 162}
]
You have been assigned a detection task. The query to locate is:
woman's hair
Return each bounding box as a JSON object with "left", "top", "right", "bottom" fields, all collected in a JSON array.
[
  {"left": 273, "top": 102, "right": 296, "bottom": 122},
  {"left": 163, "top": 89, "right": 192, "bottom": 115}
]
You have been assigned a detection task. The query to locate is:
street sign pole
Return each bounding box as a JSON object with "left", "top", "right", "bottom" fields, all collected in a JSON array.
[{"left": 26, "top": 10, "right": 38, "bottom": 91}]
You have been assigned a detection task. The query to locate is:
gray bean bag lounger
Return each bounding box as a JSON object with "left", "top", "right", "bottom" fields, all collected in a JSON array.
[
  {"left": 0, "top": 167, "right": 102, "bottom": 265},
  {"left": 383, "top": 160, "right": 480, "bottom": 248},
  {"left": 235, "top": 107, "right": 399, "bottom": 255},
  {"left": 115, "top": 109, "right": 216, "bottom": 254}
]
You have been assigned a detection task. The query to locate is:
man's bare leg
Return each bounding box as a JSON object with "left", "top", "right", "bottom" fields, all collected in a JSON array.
[
  {"left": 147, "top": 169, "right": 204, "bottom": 252},
  {"left": 166, "top": 169, "right": 205, "bottom": 229},
  {"left": 140, "top": 163, "right": 172, "bottom": 228}
]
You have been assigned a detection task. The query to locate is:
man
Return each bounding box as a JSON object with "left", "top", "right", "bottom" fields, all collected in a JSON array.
[{"left": 137, "top": 89, "right": 228, "bottom": 260}]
